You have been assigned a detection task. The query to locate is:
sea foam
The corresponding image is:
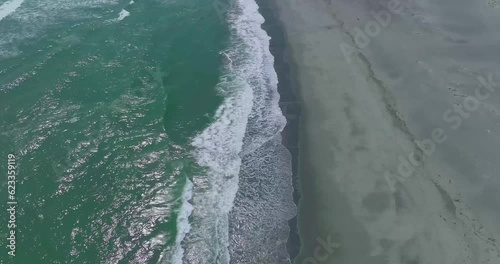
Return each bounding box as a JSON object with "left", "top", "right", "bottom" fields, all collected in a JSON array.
[
  {"left": 0, "top": 0, "right": 25, "bottom": 22},
  {"left": 117, "top": 9, "right": 130, "bottom": 21},
  {"left": 181, "top": 0, "right": 287, "bottom": 262},
  {"left": 169, "top": 179, "right": 194, "bottom": 264}
]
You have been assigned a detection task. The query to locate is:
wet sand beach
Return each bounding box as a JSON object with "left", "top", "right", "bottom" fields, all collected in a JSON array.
[{"left": 272, "top": 0, "right": 500, "bottom": 263}]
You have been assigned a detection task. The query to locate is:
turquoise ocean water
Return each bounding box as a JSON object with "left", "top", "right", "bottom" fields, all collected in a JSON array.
[{"left": 0, "top": 0, "right": 295, "bottom": 263}]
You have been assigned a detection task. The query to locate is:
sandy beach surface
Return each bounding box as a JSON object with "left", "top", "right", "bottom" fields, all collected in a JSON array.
[{"left": 272, "top": 0, "right": 500, "bottom": 263}]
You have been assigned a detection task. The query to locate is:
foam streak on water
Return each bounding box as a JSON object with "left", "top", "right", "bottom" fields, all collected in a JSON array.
[
  {"left": 0, "top": 0, "right": 24, "bottom": 21},
  {"left": 182, "top": 0, "right": 287, "bottom": 262},
  {"left": 117, "top": 9, "right": 129, "bottom": 21},
  {"left": 168, "top": 179, "right": 194, "bottom": 264}
]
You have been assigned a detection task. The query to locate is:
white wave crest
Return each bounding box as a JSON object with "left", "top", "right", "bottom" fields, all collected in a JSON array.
[
  {"left": 0, "top": 0, "right": 25, "bottom": 22},
  {"left": 181, "top": 0, "right": 286, "bottom": 262},
  {"left": 169, "top": 179, "right": 194, "bottom": 264}
]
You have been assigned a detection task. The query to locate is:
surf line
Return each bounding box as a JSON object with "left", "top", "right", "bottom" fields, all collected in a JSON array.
[{"left": 0, "top": 0, "right": 25, "bottom": 22}]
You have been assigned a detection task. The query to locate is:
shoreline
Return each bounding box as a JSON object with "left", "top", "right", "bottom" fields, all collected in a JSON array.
[{"left": 254, "top": 0, "right": 302, "bottom": 260}]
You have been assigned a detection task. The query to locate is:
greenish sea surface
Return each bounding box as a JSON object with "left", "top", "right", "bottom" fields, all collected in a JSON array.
[{"left": 0, "top": 0, "right": 295, "bottom": 263}]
